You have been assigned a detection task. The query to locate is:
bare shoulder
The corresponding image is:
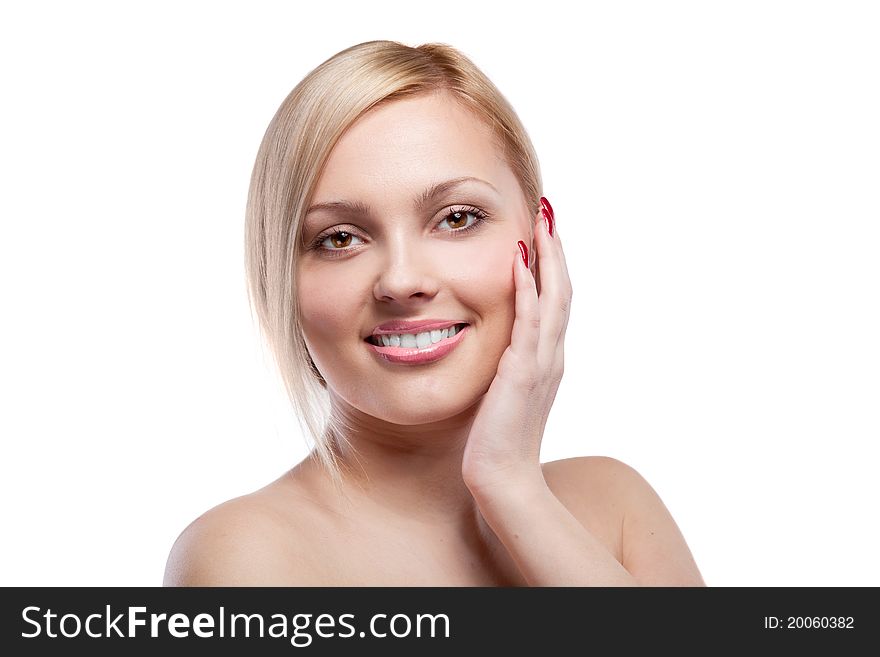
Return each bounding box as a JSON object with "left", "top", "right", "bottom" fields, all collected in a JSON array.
[
  {"left": 542, "top": 456, "right": 706, "bottom": 586},
  {"left": 540, "top": 456, "right": 634, "bottom": 530},
  {"left": 542, "top": 455, "right": 633, "bottom": 506},
  {"left": 162, "top": 490, "right": 323, "bottom": 586}
]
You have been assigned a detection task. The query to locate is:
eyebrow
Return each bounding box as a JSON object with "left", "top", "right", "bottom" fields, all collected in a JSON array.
[{"left": 305, "top": 176, "right": 499, "bottom": 219}]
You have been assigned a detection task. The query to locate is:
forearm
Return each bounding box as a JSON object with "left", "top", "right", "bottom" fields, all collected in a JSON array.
[{"left": 470, "top": 477, "right": 638, "bottom": 587}]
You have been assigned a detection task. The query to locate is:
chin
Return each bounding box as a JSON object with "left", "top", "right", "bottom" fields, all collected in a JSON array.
[
  {"left": 324, "top": 349, "right": 497, "bottom": 422},
  {"left": 364, "top": 391, "right": 482, "bottom": 426}
]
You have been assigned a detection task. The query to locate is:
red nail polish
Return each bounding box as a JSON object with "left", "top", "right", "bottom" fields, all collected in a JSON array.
[
  {"left": 540, "top": 196, "right": 554, "bottom": 220},
  {"left": 517, "top": 240, "right": 528, "bottom": 268},
  {"left": 541, "top": 207, "right": 554, "bottom": 237}
]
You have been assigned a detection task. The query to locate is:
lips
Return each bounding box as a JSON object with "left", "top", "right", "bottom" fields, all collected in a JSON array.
[
  {"left": 365, "top": 323, "right": 470, "bottom": 365},
  {"left": 366, "top": 323, "right": 468, "bottom": 346}
]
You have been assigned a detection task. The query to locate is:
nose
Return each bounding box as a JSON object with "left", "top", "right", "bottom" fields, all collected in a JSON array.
[{"left": 372, "top": 235, "right": 440, "bottom": 303}]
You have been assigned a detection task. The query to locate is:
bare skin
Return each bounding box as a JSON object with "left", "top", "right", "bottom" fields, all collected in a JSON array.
[
  {"left": 164, "top": 455, "right": 635, "bottom": 587},
  {"left": 163, "top": 90, "right": 705, "bottom": 587}
]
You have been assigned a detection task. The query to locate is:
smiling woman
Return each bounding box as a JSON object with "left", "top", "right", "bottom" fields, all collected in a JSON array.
[{"left": 162, "top": 39, "right": 705, "bottom": 587}]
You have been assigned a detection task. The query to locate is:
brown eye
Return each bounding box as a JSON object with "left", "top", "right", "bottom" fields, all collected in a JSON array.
[
  {"left": 443, "top": 210, "right": 480, "bottom": 231},
  {"left": 329, "top": 232, "right": 353, "bottom": 248},
  {"left": 447, "top": 211, "right": 470, "bottom": 229}
]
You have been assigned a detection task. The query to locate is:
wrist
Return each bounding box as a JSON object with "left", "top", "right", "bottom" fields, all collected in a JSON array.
[{"left": 463, "top": 466, "right": 550, "bottom": 504}]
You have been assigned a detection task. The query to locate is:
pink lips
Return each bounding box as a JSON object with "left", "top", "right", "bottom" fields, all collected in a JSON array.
[{"left": 365, "top": 324, "right": 470, "bottom": 364}]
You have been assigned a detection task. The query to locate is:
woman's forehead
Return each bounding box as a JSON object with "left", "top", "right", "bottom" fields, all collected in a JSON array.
[{"left": 313, "top": 95, "right": 508, "bottom": 204}]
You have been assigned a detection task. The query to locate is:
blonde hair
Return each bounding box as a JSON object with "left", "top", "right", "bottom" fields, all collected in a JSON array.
[{"left": 244, "top": 40, "right": 543, "bottom": 491}]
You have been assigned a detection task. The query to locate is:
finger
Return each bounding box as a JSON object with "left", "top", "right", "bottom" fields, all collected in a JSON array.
[
  {"left": 532, "top": 205, "right": 572, "bottom": 362},
  {"left": 546, "top": 208, "right": 573, "bottom": 313},
  {"left": 509, "top": 239, "right": 540, "bottom": 365},
  {"left": 546, "top": 210, "right": 573, "bottom": 342},
  {"left": 531, "top": 244, "right": 541, "bottom": 297}
]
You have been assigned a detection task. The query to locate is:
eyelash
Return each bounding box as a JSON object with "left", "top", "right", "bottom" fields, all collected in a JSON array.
[{"left": 306, "top": 205, "right": 490, "bottom": 257}]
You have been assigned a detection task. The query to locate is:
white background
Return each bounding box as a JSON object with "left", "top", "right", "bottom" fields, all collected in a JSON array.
[{"left": 1, "top": 1, "right": 877, "bottom": 586}]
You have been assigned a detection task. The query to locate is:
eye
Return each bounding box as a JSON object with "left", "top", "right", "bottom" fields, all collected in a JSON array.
[
  {"left": 317, "top": 231, "right": 363, "bottom": 251},
  {"left": 438, "top": 206, "right": 487, "bottom": 233},
  {"left": 307, "top": 204, "right": 490, "bottom": 257}
]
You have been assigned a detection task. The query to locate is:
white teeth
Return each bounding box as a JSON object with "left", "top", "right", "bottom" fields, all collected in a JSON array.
[{"left": 374, "top": 324, "right": 465, "bottom": 348}]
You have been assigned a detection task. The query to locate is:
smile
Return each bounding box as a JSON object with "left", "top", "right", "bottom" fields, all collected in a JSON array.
[{"left": 364, "top": 323, "right": 470, "bottom": 365}]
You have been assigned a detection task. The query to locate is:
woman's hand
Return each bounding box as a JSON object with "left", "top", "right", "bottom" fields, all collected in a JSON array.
[{"left": 461, "top": 197, "right": 573, "bottom": 496}]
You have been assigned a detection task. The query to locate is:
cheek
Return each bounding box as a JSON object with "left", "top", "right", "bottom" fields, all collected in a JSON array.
[
  {"left": 452, "top": 229, "right": 518, "bottom": 281},
  {"left": 297, "top": 270, "right": 358, "bottom": 343},
  {"left": 453, "top": 241, "right": 517, "bottom": 331}
]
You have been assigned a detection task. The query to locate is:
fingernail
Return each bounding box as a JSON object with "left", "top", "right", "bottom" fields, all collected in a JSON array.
[
  {"left": 541, "top": 207, "right": 554, "bottom": 237},
  {"left": 517, "top": 240, "right": 528, "bottom": 268},
  {"left": 540, "top": 196, "right": 554, "bottom": 220}
]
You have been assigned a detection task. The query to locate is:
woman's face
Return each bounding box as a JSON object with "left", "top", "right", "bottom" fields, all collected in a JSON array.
[{"left": 297, "top": 90, "right": 534, "bottom": 426}]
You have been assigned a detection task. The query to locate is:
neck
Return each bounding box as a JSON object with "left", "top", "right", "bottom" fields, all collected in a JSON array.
[
  {"left": 313, "top": 389, "right": 485, "bottom": 530},
  {"left": 288, "top": 390, "right": 526, "bottom": 585}
]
